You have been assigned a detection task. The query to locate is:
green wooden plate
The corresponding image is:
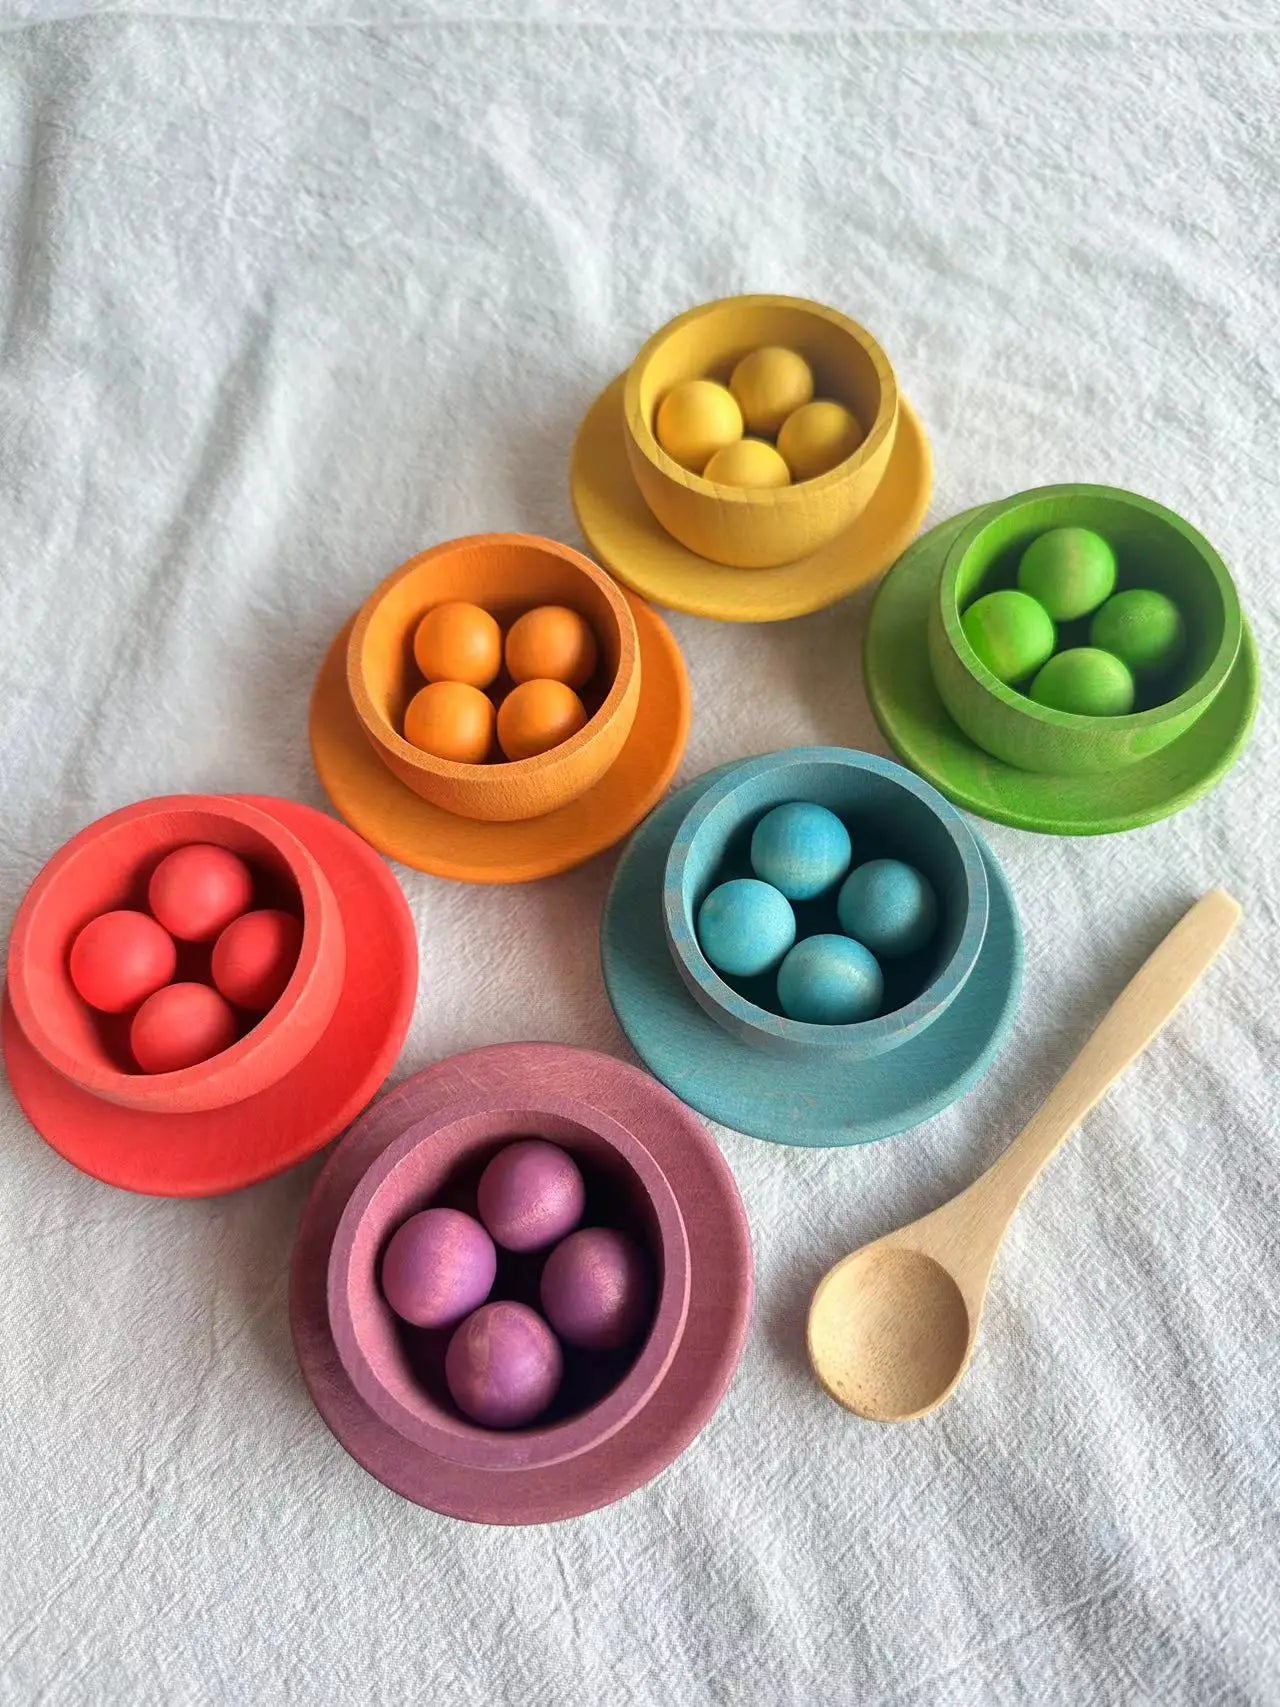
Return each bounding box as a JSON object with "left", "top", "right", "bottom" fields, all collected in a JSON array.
[{"left": 865, "top": 508, "right": 1259, "bottom": 835}]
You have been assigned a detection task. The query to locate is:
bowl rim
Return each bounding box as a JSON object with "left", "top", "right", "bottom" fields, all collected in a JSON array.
[
  {"left": 346, "top": 532, "right": 639, "bottom": 785},
  {"left": 623, "top": 294, "right": 899, "bottom": 504},
  {"left": 6, "top": 794, "right": 341, "bottom": 1109},
  {"left": 938, "top": 484, "right": 1242, "bottom": 733},
  {"left": 325, "top": 1090, "right": 692, "bottom": 1472},
  {"left": 662, "top": 747, "right": 990, "bottom": 1055}
]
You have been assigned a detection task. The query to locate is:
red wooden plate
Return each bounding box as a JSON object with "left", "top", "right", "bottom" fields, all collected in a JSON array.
[{"left": 3, "top": 798, "right": 416, "bottom": 1197}]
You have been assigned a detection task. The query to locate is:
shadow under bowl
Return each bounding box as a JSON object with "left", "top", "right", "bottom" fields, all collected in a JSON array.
[
  {"left": 347, "top": 533, "right": 640, "bottom": 822},
  {"left": 623, "top": 295, "right": 899, "bottom": 569},
  {"left": 5, "top": 795, "right": 345, "bottom": 1114},
  {"left": 928, "top": 484, "right": 1242, "bottom": 776},
  {"left": 326, "top": 1095, "right": 692, "bottom": 1473},
  {"left": 662, "top": 748, "right": 989, "bottom": 1062}
]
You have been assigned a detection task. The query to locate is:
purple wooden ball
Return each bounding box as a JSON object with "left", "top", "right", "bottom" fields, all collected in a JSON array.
[
  {"left": 445, "top": 1301, "right": 564, "bottom": 1429},
  {"left": 540, "top": 1227, "right": 653, "bottom": 1352},
  {"left": 476, "top": 1139, "right": 586, "bottom": 1253},
  {"left": 380, "top": 1207, "right": 497, "bottom": 1330}
]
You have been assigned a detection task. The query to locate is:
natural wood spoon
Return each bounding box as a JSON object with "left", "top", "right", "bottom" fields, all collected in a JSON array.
[{"left": 807, "top": 889, "right": 1241, "bottom": 1423}]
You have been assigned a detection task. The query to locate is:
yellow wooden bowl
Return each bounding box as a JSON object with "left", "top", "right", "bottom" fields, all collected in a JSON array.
[
  {"left": 622, "top": 296, "right": 899, "bottom": 570},
  {"left": 347, "top": 535, "right": 640, "bottom": 824}
]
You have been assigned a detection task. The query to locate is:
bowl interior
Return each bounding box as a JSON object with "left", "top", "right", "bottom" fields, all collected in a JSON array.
[
  {"left": 10, "top": 803, "right": 313, "bottom": 1091},
  {"left": 944, "top": 488, "right": 1239, "bottom": 721},
  {"left": 666, "top": 752, "right": 987, "bottom": 1054},
  {"left": 355, "top": 537, "right": 627, "bottom": 772},
  {"left": 332, "top": 1104, "right": 688, "bottom": 1469},
  {"left": 630, "top": 298, "right": 894, "bottom": 495}
]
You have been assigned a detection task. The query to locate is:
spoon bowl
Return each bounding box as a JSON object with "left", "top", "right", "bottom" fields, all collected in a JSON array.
[{"left": 808, "top": 1245, "right": 970, "bottom": 1422}]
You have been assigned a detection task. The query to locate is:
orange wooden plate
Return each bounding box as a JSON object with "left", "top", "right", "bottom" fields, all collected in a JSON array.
[{"left": 310, "top": 592, "right": 690, "bottom": 884}]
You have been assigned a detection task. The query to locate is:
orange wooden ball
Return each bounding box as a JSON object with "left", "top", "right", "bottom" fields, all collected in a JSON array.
[
  {"left": 504, "top": 605, "right": 599, "bottom": 689},
  {"left": 412, "top": 602, "right": 502, "bottom": 688},
  {"left": 497, "top": 679, "right": 587, "bottom": 761},
  {"left": 403, "top": 681, "right": 496, "bottom": 764}
]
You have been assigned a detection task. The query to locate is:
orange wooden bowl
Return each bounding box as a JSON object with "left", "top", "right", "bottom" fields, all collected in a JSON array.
[
  {"left": 347, "top": 535, "right": 641, "bottom": 823},
  {"left": 6, "top": 795, "right": 346, "bottom": 1116},
  {"left": 623, "top": 295, "right": 900, "bottom": 569}
]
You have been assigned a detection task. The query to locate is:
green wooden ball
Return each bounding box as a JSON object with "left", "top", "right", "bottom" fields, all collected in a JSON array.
[
  {"left": 1030, "top": 647, "right": 1135, "bottom": 717},
  {"left": 961, "top": 590, "right": 1056, "bottom": 684},
  {"left": 1089, "top": 588, "right": 1186, "bottom": 678},
  {"left": 1016, "top": 527, "right": 1117, "bottom": 621}
]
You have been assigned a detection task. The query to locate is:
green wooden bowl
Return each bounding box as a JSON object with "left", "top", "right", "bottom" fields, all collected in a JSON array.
[{"left": 927, "top": 486, "right": 1242, "bottom": 777}]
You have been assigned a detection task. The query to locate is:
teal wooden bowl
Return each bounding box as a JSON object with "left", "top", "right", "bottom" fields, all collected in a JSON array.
[
  {"left": 927, "top": 485, "right": 1242, "bottom": 777},
  {"left": 661, "top": 748, "right": 988, "bottom": 1062}
]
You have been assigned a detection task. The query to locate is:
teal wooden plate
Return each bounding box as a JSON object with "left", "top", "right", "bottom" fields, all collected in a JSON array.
[
  {"left": 865, "top": 509, "right": 1259, "bottom": 835},
  {"left": 600, "top": 767, "right": 1023, "bottom": 1148}
]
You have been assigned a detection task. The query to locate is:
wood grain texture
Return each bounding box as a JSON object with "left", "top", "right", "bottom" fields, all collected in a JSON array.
[
  {"left": 807, "top": 890, "right": 1241, "bottom": 1422},
  {"left": 661, "top": 749, "right": 988, "bottom": 1063},
  {"left": 865, "top": 508, "right": 1260, "bottom": 835},
  {"left": 622, "top": 296, "right": 898, "bottom": 568},
  {"left": 601, "top": 767, "right": 1023, "bottom": 1147},
  {"left": 929, "top": 486, "right": 1243, "bottom": 776},
  {"left": 289, "top": 1043, "right": 754, "bottom": 1524},
  {"left": 572, "top": 378, "right": 932, "bottom": 622},
  {"left": 2, "top": 798, "right": 416, "bottom": 1197},
  {"left": 348, "top": 534, "right": 640, "bottom": 822},
  {"left": 326, "top": 1087, "right": 691, "bottom": 1473},
  {"left": 6, "top": 795, "right": 345, "bottom": 1115},
  {"left": 312, "top": 592, "right": 690, "bottom": 884}
]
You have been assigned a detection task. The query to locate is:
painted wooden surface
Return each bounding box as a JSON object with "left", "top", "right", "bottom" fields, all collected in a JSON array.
[
  {"left": 865, "top": 508, "right": 1260, "bottom": 835},
  {"left": 347, "top": 534, "right": 640, "bottom": 822},
  {"left": 807, "top": 890, "right": 1241, "bottom": 1422},
  {"left": 661, "top": 750, "right": 989, "bottom": 1063},
  {"left": 621, "top": 296, "right": 899, "bottom": 568},
  {"left": 572, "top": 379, "right": 932, "bottom": 622},
  {"left": 2, "top": 798, "right": 416, "bottom": 1197},
  {"left": 326, "top": 1085, "right": 691, "bottom": 1474},
  {"left": 6, "top": 795, "right": 345, "bottom": 1115},
  {"left": 601, "top": 767, "right": 1023, "bottom": 1147},
  {"left": 929, "top": 486, "right": 1243, "bottom": 777},
  {"left": 290, "top": 1043, "right": 753, "bottom": 1524},
  {"left": 311, "top": 592, "right": 690, "bottom": 883}
]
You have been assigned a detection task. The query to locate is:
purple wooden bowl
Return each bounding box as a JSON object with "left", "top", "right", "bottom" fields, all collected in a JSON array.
[{"left": 326, "top": 1093, "right": 691, "bottom": 1473}]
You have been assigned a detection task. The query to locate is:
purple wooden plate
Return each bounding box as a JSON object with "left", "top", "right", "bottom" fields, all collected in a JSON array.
[{"left": 290, "top": 1043, "right": 754, "bottom": 1524}]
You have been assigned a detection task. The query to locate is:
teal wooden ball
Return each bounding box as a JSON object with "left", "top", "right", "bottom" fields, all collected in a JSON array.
[
  {"left": 1089, "top": 588, "right": 1186, "bottom": 678},
  {"left": 1016, "top": 527, "right": 1117, "bottom": 621},
  {"left": 697, "top": 878, "right": 796, "bottom": 979},
  {"left": 1030, "top": 647, "right": 1135, "bottom": 716},
  {"left": 961, "top": 590, "right": 1056, "bottom": 684},
  {"left": 836, "top": 859, "right": 938, "bottom": 958},
  {"left": 749, "top": 802, "right": 852, "bottom": 901},
  {"left": 776, "top": 935, "right": 884, "bottom": 1025}
]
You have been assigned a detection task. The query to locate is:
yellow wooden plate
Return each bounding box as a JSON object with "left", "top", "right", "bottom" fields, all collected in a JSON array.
[{"left": 570, "top": 375, "right": 932, "bottom": 622}]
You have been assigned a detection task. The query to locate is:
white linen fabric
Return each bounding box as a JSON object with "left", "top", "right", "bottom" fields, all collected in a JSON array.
[{"left": 1, "top": 7, "right": 1277, "bottom": 1703}]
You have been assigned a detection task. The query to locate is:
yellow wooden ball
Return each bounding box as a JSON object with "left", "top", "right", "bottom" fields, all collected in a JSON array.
[
  {"left": 703, "top": 438, "right": 792, "bottom": 490},
  {"left": 729, "top": 346, "right": 814, "bottom": 436},
  {"left": 777, "top": 400, "right": 864, "bottom": 482},
  {"left": 654, "top": 380, "right": 743, "bottom": 473}
]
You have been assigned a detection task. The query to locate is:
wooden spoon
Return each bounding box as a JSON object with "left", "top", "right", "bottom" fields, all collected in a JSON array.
[{"left": 807, "top": 889, "right": 1241, "bottom": 1422}]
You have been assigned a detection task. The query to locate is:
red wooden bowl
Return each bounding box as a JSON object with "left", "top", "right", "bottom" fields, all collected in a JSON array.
[
  {"left": 6, "top": 795, "right": 345, "bottom": 1115},
  {"left": 327, "top": 1094, "right": 691, "bottom": 1472}
]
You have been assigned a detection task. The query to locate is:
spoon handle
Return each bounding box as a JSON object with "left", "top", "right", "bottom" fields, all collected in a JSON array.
[{"left": 977, "top": 889, "right": 1241, "bottom": 1222}]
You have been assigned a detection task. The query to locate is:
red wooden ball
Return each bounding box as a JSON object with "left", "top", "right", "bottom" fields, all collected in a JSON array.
[
  {"left": 148, "top": 844, "right": 255, "bottom": 943},
  {"left": 130, "top": 983, "right": 239, "bottom": 1074},
  {"left": 68, "top": 909, "right": 177, "bottom": 1015},
  {"left": 211, "top": 909, "right": 303, "bottom": 1011}
]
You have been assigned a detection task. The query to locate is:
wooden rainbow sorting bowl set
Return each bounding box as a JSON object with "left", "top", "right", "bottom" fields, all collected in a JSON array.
[{"left": 3, "top": 295, "right": 1257, "bottom": 1525}]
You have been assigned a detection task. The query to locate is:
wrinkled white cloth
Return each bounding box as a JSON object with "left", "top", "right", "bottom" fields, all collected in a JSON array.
[{"left": 2, "top": 7, "right": 1278, "bottom": 1704}]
